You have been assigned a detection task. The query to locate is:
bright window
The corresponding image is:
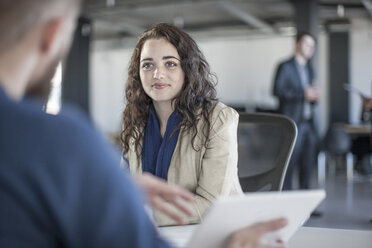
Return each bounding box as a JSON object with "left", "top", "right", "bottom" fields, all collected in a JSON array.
[{"left": 46, "top": 63, "right": 62, "bottom": 115}]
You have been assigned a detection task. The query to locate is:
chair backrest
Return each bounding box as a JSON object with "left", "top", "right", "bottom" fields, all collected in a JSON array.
[
  {"left": 237, "top": 112, "right": 297, "bottom": 192},
  {"left": 322, "top": 123, "right": 351, "bottom": 155}
]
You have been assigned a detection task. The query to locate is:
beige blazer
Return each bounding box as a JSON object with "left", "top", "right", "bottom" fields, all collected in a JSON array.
[{"left": 127, "top": 102, "right": 242, "bottom": 226}]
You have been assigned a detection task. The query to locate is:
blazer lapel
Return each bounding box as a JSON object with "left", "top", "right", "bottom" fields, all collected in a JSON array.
[{"left": 289, "top": 58, "right": 305, "bottom": 90}]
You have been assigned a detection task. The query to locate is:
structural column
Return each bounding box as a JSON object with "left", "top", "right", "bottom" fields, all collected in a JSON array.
[
  {"left": 292, "top": 0, "right": 319, "bottom": 38},
  {"left": 292, "top": 0, "right": 321, "bottom": 134},
  {"left": 62, "top": 17, "right": 91, "bottom": 116},
  {"left": 328, "top": 25, "right": 350, "bottom": 123}
]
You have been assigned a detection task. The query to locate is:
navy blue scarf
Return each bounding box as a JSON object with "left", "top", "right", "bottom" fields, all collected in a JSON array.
[{"left": 142, "top": 104, "right": 182, "bottom": 180}]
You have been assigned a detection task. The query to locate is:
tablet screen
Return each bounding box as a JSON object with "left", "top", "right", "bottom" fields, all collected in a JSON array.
[{"left": 187, "top": 190, "right": 326, "bottom": 248}]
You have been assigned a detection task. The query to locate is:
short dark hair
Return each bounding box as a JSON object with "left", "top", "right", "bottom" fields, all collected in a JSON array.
[{"left": 296, "top": 31, "right": 316, "bottom": 43}]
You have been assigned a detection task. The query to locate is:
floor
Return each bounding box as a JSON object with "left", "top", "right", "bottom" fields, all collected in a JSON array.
[{"left": 304, "top": 171, "right": 372, "bottom": 230}]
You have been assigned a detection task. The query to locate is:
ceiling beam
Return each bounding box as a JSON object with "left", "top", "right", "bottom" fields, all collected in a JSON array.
[
  {"left": 218, "top": 1, "right": 275, "bottom": 34},
  {"left": 84, "top": 12, "right": 144, "bottom": 36},
  {"left": 362, "top": 0, "right": 372, "bottom": 19}
]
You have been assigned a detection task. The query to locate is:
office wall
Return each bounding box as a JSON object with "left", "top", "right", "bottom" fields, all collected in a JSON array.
[
  {"left": 90, "top": 21, "right": 369, "bottom": 137},
  {"left": 196, "top": 36, "right": 292, "bottom": 109},
  {"left": 90, "top": 45, "right": 132, "bottom": 134},
  {"left": 350, "top": 19, "right": 372, "bottom": 124},
  {"left": 90, "top": 35, "right": 297, "bottom": 135}
]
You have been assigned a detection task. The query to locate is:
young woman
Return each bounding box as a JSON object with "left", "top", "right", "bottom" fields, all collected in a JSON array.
[{"left": 121, "top": 23, "right": 241, "bottom": 226}]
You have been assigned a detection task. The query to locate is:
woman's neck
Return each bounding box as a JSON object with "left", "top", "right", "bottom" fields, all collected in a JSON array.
[{"left": 153, "top": 101, "right": 174, "bottom": 137}]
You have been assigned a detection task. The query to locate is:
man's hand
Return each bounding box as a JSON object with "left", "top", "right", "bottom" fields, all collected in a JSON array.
[
  {"left": 135, "top": 173, "right": 194, "bottom": 224},
  {"left": 226, "top": 218, "right": 288, "bottom": 248},
  {"left": 305, "top": 86, "right": 320, "bottom": 102},
  {"left": 362, "top": 96, "right": 372, "bottom": 110}
]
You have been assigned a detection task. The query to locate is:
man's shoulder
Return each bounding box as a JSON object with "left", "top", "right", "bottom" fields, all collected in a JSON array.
[
  {"left": 4, "top": 97, "right": 89, "bottom": 126},
  {"left": 275, "top": 57, "right": 297, "bottom": 76},
  {"left": 49, "top": 105, "right": 94, "bottom": 137},
  {"left": 3, "top": 98, "right": 102, "bottom": 156},
  {"left": 3, "top": 98, "right": 121, "bottom": 182},
  {"left": 27, "top": 101, "right": 94, "bottom": 141},
  {"left": 279, "top": 57, "right": 296, "bottom": 67}
]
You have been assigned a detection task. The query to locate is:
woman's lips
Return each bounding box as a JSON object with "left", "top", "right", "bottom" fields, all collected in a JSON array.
[{"left": 152, "top": 83, "right": 169, "bottom": 89}]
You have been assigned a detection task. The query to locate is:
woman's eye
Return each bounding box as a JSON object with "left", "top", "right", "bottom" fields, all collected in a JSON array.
[
  {"left": 142, "top": 63, "right": 153, "bottom": 70},
  {"left": 165, "top": 61, "right": 177, "bottom": 68}
]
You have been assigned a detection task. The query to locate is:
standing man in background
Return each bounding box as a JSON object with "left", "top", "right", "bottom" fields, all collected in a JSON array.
[{"left": 273, "top": 32, "right": 320, "bottom": 191}]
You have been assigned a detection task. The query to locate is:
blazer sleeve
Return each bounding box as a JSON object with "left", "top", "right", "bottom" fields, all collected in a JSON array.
[
  {"left": 191, "top": 106, "right": 240, "bottom": 222},
  {"left": 145, "top": 105, "right": 240, "bottom": 226},
  {"left": 273, "top": 62, "right": 305, "bottom": 101}
]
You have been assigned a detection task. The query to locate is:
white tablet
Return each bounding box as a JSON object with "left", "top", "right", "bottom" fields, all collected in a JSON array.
[{"left": 186, "top": 190, "right": 326, "bottom": 248}]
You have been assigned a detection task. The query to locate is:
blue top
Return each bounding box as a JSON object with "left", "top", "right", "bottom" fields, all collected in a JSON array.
[
  {"left": 142, "top": 104, "right": 182, "bottom": 180},
  {"left": 0, "top": 86, "right": 170, "bottom": 248}
]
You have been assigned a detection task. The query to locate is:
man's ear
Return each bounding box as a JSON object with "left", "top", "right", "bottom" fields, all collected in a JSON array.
[{"left": 40, "top": 18, "right": 64, "bottom": 54}]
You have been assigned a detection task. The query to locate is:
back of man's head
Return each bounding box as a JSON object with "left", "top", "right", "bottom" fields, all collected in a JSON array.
[{"left": 0, "top": 0, "right": 82, "bottom": 53}]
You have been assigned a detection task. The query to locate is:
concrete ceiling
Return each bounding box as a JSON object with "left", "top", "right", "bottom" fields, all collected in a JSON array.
[{"left": 82, "top": 0, "right": 372, "bottom": 39}]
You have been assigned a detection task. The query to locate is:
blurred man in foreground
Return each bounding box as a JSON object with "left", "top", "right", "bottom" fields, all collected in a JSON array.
[{"left": 0, "top": 0, "right": 286, "bottom": 247}]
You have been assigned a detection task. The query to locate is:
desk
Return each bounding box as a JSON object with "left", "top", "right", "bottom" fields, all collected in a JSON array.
[
  {"left": 318, "top": 124, "right": 372, "bottom": 185},
  {"left": 345, "top": 124, "right": 372, "bottom": 135},
  {"left": 159, "top": 225, "right": 372, "bottom": 248},
  {"left": 345, "top": 124, "right": 372, "bottom": 177}
]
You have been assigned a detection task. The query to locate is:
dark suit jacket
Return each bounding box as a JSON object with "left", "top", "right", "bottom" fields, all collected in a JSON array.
[{"left": 273, "top": 57, "right": 315, "bottom": 125}]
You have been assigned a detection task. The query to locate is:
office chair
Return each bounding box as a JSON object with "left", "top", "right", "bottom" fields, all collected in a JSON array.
[
  {"left": 317, "top": 123, "right": 353, "bottom": 187},
  {"left": 237, "top": 112, "right": 297, "bottom": 192}
]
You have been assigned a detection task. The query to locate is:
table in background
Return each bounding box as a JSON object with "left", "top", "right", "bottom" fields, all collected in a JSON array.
[
  {"left": 345, "top": 124, "right": 372, "bottom": 176},
  {"left": 159, "top": 225, "right": 372, "bottom": 248},
  {"left": 344, "top": 124, "right": 372, "bottom": 135}
]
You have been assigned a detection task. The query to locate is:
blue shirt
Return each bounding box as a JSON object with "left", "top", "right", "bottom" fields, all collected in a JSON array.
[
  {"left": 294, "top": 59, "right": 312, "bottom": 120},
  {"left": 0, "top": 87, "right": 170, "bottom": 248}
]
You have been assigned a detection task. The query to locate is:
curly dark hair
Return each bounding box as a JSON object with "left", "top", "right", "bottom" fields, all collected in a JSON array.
[{"left": 121, "top": 23, "right": 217, "bottom": 156}]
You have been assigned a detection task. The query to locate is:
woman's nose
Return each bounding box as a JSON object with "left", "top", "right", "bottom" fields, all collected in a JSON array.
[{"left": 153, "top": 67, "right": 165, "bottom": 79}]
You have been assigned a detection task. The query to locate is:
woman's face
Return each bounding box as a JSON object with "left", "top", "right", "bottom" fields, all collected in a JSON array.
[{"left": 139, "top": 38, "right": 185, "bottom": 106}]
